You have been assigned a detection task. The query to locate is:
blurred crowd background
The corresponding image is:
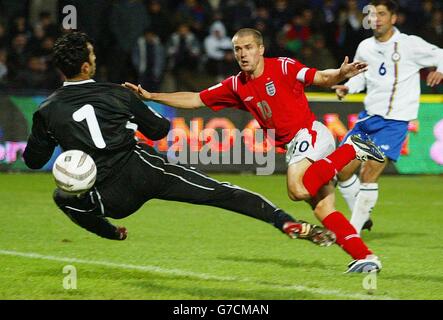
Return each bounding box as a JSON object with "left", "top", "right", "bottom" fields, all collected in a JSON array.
[{"left": 0, "top": 0, "right": 442, "bottom": 94}]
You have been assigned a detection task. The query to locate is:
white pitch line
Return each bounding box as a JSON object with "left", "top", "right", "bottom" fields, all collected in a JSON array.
[{"left": 0, "top": 249, "right": 393, "bottom": 300}]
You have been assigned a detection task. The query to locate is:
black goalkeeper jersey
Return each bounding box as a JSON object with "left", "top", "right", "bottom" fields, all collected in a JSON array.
[{"left": 23, "top": 80, "right": 170, "bottom": 184}]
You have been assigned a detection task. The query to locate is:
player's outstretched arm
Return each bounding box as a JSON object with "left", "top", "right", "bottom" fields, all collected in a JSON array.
[
  {"left": 62, "top": 208, "right": 127, "bottom": 240},
  {"left": 23, "top": 112, "right": 57, "bottom": 169},
  {"left": 123, "top": 82, "right": 205, "bottom": 109},
  {"left": 313, "top": 56, "right": 368, "bottom": 88}
]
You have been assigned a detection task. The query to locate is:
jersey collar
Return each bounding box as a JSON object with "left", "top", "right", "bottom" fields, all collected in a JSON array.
[
  {"left": 63, "top": 79, "right": 96, "bottom": 86},
  {"left": 374, "top": 27, "right": 400, "bottom": 45}
]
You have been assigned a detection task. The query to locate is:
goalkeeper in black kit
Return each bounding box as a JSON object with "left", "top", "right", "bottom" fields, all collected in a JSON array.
[{"left": 22, "top": 31, "right": 335, "bottom": 247}]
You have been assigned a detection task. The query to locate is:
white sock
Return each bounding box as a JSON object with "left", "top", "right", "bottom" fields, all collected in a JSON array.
[
  {"left": 350, "top": 183, "right": 379, "bottom": 233},
  {"left": 338, "top": 174, "right": 360, "bottom": 212}
]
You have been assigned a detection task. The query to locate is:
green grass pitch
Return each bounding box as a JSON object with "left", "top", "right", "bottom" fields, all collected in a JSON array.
[{"left": 0, "top": 173, "right": 442, "bottom": 300}]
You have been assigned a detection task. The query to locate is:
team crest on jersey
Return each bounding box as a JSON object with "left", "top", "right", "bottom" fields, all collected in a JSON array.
[
  {"left": 265, "top": 81, "right": 276, "bottom": 96},
  {"left": 391, "top": 52, "right": 401, "bottom": 62}
]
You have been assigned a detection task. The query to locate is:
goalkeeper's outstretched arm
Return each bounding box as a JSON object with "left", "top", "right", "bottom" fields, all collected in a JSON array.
[{"left": 123, "top": 82, "right": 205, "bottom": 109}]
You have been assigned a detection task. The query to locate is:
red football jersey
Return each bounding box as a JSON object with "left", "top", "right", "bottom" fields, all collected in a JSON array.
[{"left": 199, "top": 57, "right": 317, "bottom": 147}]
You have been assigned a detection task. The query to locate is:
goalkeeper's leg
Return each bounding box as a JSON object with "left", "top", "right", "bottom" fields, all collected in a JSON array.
[
  {"left": 53, "top": 189, "right": 127, "bottom": 240},
  {"left": 149, "top": 156, "right": 335, "bottom": 246}
]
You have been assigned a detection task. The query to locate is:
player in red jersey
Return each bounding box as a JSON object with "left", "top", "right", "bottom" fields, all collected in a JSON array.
[{"left": 124, "top": 28, "right": 384, "bottom": 273}]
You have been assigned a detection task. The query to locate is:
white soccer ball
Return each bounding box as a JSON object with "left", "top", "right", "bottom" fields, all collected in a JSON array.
[{"left": 52, "top": 150, "right": 97, "bottom": 194}]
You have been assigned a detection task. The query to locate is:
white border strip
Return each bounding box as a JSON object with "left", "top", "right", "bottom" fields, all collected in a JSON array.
[
  {"left": 134, "top": 150, "right": 215, "bottom": 191},
  {"left": 0, "top": 249, "right": 393, "bottom": 300}
]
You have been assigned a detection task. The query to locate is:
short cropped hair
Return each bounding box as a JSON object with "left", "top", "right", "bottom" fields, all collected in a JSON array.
[
  {"left": 370, "top": 0, "right": 399, "bottom": 14},
  {"left": 53, "top": 31, "right": 92, "bottom": 78},
  {"left": 232, "top": 28, "right": 264, "bottom": 46}
]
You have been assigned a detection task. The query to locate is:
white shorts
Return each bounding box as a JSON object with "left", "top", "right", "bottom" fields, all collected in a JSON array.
[{"left": 285, "top": 121, "right": 336, "bottom": 166}]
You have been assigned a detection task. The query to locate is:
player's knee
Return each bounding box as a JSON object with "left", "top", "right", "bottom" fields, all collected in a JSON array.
[{"left": 287, "top": 185, "right": 310, "bottom": 201}]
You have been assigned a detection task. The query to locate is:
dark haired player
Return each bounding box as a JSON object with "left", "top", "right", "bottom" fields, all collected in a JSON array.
[{"left": 334, "top": 0, "right": 443, "bottom": 233}]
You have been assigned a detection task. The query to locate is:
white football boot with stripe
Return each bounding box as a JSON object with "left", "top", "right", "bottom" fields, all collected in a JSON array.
[{"left": 345, "top": 254, "right": 382, "bottom": 273}]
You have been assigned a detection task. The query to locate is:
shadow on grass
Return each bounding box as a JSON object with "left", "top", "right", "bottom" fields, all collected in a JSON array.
[
  {"left": 361, "top": 232, "right": 427, "bottom": 243},
  {"left": 216, "top": 255, "right": 331, "bottom": 271},
  {"left": 127, "top": 280, "right": 322, "bottom": 300},
  {"left": 381, "top": 273, "right": 443, "bottom": 284},
  {"left": 24, "top": 264, "right": 331, "bottom": 300}
]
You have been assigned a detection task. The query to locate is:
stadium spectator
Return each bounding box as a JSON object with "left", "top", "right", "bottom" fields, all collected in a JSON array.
[
  {"left": 7, "top": 33, "right": 29, "bottom": 80},
  {"left": 0, "top": 48, "right": 7, "bottom": 88},
  {"left": 108, "top": 0, "right": 150, "bottom": 84},
  {"left": 220, "top": 0, "right": 256, "bottom": 36},
  {"left": 23, "top": 31, "right": 335, "bottom": 250},
  {"left": 146, "top": 0, "right": 173, "bottom": 43},
  {"left": 300, "top": 34, "right": 337, "bottom": 84},
  {"left": 333, "top": 0, "right": 443, "bottom": 233},
  {"left": 28, "top": 0, "right": 58, "bottom": 27},
  {"left": 124, "top": 28, "right": 385, "bottom": 273},
  {"left": 0, "top": 1, "right": 27, "bottom": 24},
  {"left": 132, "top": 29, "right": 165, "bottom": 92},
  {"left": 35, "top": 11, "right": 59, "bottom": 39},
  {"left": 9, "top": 15, "right": 30, "bottom": 38},
  {"left": 207, "top": 0, "right": 222, "bottom": 10},
  {"left": 420, "top": 0, "right": 435, "bottom": 23},
  {"left": 266, "top": 31, "right": 293, "bottom": 58},
  {"left": 252, "top": 6, "right": 273, "bottom": 48},
  {"left": 166, "top": 23, "right": 201, "bottom": 90},
  {"left": 27, "top": 23, "right": 46, "bottom": 54},
  {"left": 420, "top": 9, "right": 443, "bottom": 48},
  {"left": 12, "top": 55, "right": 60, "bottom": 90},
  {"left": 282, "top": 9, "right": 314, "bottom": 57},
  {"left": 314, "top": 0, "right": 341, "bottom": 59},
  {"left": 337, "top": 0, "right": 369, "bottom": 59},
  {"left": 270, "top": 0, "right": 294, "bottom": 34},
  {"left": 109, "top": 0, "right": 150, "bottom": 54},
  {"left": 395, "top": 8, "right": 415, "bottom": 35},
  {"left": 203, "top": 20, "right": 232, "bottom": 81},
  {"left": 174, "top": 0, "right": 212, "bottom": 40},
  {"left": 0, "top": 22, "right": 7, "bottom": 48},
  {"left": 39, "top": 36, "right": 55, "bottom": 58}
]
